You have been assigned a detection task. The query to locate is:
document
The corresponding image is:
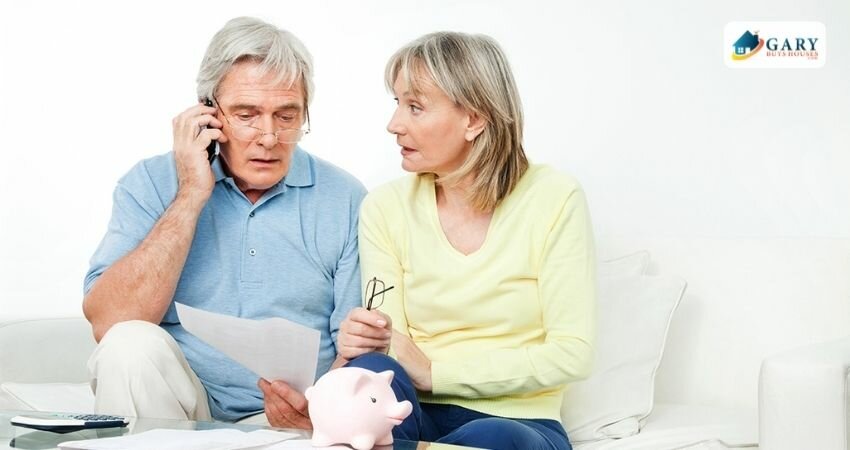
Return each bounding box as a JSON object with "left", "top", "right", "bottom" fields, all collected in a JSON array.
[
  {"left": 59, "top": 428, "right": 299, "bottom": 450},
  {"left": 264, "top": 439, "right": 341, "bottom": 449},
  {"left": 176, "top": 303, "right": 320, "bottom": 393}
]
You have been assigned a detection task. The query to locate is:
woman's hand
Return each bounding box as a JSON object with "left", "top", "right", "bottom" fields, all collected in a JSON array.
[
  {"left": 337, "top": 307, "right": 392, "bottom": 359},
  {"left": 392, "top": 330, "right": 433, "bottom": 392}
]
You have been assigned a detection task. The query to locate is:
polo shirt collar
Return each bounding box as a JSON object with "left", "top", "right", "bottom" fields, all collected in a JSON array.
[
  {"left": 283, "top": 147, "right": 314, "bottom": 187},
  {"left": 212, "top": 155, "right": 227, "bottom": 182}
]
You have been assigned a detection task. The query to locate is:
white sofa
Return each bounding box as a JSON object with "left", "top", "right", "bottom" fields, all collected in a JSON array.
[
  {"left": 1, "top": 256, "right": 847, "bottom": 449},
  {"left": 0, "top": 318, "right": 97, "bottom": 414}
]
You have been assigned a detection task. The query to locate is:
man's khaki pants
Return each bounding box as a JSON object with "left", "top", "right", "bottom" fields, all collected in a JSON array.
[{"left": 87, "top": 320, "right": 268, "bottom": 425}]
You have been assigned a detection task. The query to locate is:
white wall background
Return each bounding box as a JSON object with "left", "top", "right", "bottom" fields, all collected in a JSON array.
[{"left": 1, "top": 0, "right": 848, "bottom": 411}]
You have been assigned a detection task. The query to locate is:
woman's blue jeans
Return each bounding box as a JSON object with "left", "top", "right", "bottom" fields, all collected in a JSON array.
[{"left": 345, "top": 352, "right": 572, "bottom": 450}]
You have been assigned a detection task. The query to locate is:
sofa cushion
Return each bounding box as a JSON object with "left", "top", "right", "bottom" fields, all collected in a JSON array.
[
  {"left": 572, "top": 403, "right": 758, "bottom": 449},
  {"left": 561, "top": 271, "right": 687, "bottom": 442},
  {"left": 0, "top": 317, "right": 95, "bottom": 384},
  {"left": 0, "top": 382, "right": 95, "bottom": 413},
  {"left": 597, "top": 250, "right": 651, "bottom": 278},
  {"left": 0, "top": 317, "right": 96, "bottom": 414}
]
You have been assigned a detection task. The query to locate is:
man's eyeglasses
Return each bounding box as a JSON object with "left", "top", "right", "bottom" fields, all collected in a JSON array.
[
  {"left": 212, "top": 96, "right": 311, "bottom": 144},
  {"left": 365, "top": 277, "right": 394, "bottom": 311}
]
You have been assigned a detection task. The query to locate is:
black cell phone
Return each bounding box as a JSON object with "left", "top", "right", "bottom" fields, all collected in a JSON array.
[{"left": 203, "top": 98, "right": 218, "bottom": 164}]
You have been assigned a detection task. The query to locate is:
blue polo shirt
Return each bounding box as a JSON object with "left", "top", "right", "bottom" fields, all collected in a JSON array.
[{"left": 84, "top": 147, "right": 366, "bottom": 421}]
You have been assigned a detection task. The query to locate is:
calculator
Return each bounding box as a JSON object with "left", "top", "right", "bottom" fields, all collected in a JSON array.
[{"left": 10, "top": 413, "right": 129, "bottom": 433}]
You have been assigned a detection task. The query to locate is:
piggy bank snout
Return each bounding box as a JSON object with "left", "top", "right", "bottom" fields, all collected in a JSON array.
[{"left": 386, "top": 400, "right": 413, "bottom": 424}]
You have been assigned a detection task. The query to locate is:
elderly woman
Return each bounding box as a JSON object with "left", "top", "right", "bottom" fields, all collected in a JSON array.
[{"left": 338, "top": 32, "right": 595, "bottom": 450}]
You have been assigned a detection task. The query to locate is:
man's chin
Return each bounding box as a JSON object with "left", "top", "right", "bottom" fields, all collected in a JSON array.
[{"left": 233, "top": 172, "right": 288, "bottom": 193}]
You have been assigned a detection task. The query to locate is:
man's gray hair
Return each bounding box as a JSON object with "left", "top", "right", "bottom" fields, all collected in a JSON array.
[{"left": 196, "top": 17, "right": 314, "bottom": 106}]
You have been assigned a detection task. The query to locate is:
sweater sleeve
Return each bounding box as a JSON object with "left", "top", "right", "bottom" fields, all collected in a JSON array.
[
  {"left": 358, "top": 192, "right": 410, "bottom": 340},
  {"left": 430, "top": 187, "right": 596, "bottom": 398}
]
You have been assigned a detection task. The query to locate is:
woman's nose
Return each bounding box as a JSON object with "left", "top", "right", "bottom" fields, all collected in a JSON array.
[{"left": 386, "top": 108, "right": 405, "bottom": 135}]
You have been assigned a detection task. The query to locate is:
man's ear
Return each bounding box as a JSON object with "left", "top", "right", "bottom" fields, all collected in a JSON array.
[{"left": 464, "top": 111, "right": 487, "bottom": 142}]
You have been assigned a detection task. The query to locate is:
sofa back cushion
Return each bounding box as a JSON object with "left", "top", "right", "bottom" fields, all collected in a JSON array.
[
  {"left": 561, "top": 255, "right": 686, "bottom": 442},
  {"left": 0, "top": 317, "right": 95, "bottom": 383},
  {"left": 0, "top": 317, "right": 96, "bottom": 412}
]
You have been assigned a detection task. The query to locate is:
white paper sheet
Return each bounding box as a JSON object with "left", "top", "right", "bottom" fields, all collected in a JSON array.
[
  {"left": 263, "top": 438, "right": 352, "bottom": 449},
  {"left": 176, "top": 303, "right": 320, "bottom": 393},
  {"left": 58, "top": 428, "right": 298, "bottom": 450}
]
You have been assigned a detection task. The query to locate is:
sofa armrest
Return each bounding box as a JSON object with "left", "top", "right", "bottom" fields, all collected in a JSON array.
[
  {"left": 759, "top": 336, "right": 850, "bottom": 450},
  {"left": 0, "top": 317, "right": 96, "bottom": 384}
]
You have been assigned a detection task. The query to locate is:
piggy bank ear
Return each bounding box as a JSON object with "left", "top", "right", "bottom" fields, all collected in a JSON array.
[
  {"left": 377, "top": 370, "right": 395, "bottom": 384},
  {"left": 351, "top": 371, "right": 372, "bottom": 395},
  {"left": 305, "top": 386, "right": 313, "bottom": 401}
]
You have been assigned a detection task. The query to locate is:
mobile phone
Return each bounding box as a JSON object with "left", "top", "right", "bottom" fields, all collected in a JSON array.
[{"left": 203, "top": 98, "right": 218, "bottom": 163}]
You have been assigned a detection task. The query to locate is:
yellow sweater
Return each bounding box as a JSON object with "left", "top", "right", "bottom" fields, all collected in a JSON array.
[{"left": 358, "top": 164, "right": 596, "bottom": 421}]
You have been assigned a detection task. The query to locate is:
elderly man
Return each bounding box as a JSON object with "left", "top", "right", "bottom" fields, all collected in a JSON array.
[{"left": 82, "top": 17, "right": 365, "bottom": 428}]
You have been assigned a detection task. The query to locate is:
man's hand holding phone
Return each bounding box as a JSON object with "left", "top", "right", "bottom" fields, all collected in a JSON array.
[
  {"left": 172, "top": 101, "right": 223, "bottom": 207},
  {"left": 203, "top": 99, "right": 219, "bottom": 163}
]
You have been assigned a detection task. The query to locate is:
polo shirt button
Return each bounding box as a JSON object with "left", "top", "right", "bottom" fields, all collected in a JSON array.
[
  {"left": 249, "top": 212, "right": 255, "bottom": 218},
  {"left": 249, "top": 248, "right": 257, "bottom": 256}
]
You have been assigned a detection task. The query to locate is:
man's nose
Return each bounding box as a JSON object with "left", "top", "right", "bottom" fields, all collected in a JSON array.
[
  {"left": 256, "top": 131, "right": 278, "bottom": 147},
  {"left": 256, "top": 116, "right": 278, "bottom": 147}
]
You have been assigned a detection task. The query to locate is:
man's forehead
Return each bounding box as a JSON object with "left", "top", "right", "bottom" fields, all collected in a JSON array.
[
  {"left": 220, "top": 94, "right": 304, "bottom": 110},
  {"left": 224, "top": 77, "right": 304, "bottom": 93},
  {"left": 217, "top": 62, "right": 305, "bottom": 106},
  {"left": 217, "top": 85, "right": 305, "bottom": 110}
]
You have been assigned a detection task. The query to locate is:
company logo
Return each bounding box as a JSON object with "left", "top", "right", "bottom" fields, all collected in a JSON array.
[
  {"left": 724, "top": 22, "right": 825, "bottom": 68},
  {"left": 731, "top": 30, "right": 764, "bottom": 60}
]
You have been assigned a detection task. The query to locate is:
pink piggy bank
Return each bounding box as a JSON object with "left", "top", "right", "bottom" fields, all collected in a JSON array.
[{"left": 305, "top": 367, "right": 413, "bottom": 449}]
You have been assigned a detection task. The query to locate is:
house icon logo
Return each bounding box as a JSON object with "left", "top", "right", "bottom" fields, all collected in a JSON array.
[
  {"left": 725, "top": 22, "right": 826, "bottom": 69},
  {"left": 731, "top": 30, "right": 764, "bottom": 60}
]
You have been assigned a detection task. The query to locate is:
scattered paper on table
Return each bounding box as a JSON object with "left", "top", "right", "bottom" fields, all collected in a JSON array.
[
  {"left": 59, "top": 428, "right": 298, "bottom": 450},
  {"left": 176, "top": 303, "right": 320, "bottom": 393},
  {"left": 264, "top": 439, "right": 352, "bottom": 449}
]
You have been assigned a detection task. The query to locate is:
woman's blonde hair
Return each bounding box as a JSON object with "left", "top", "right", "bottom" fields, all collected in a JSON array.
[{"left": 386, "top": 31, "right": 528, "bottom": 212}]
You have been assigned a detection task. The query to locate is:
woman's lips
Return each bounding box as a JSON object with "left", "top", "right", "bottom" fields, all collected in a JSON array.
[{"left": 400, "top": 147, "right": 417, "bottom": 156}]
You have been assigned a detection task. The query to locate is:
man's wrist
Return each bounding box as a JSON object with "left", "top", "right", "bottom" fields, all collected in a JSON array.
[{"left": 174, "top": 188, "right": 211, "bottom": 215}]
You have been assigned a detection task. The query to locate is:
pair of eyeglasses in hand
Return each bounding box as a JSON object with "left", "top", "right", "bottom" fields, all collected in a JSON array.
[{"left": 365, "top": 277, "right": 394, "bottom": 310}]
